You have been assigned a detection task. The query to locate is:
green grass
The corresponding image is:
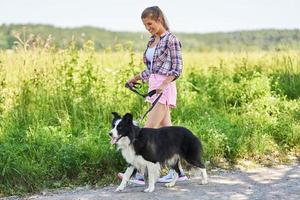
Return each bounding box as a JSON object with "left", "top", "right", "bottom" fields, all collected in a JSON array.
[{"left": 0, "top": 42, "right": 299, "bottom": 196}]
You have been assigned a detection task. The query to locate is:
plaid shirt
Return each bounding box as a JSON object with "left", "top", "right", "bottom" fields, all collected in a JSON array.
[{"left": 140, "top": 31, "right": 183, "bottom": 82}]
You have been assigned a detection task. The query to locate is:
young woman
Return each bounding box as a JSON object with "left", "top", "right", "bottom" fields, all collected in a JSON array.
[{"left": 121, "top": 6, "right": 186, "bottom": 184}]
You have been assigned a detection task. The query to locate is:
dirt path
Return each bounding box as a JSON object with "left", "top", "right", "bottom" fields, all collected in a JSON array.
[{"left": 3, "top": 164, "right": 300, "bottom": 200}]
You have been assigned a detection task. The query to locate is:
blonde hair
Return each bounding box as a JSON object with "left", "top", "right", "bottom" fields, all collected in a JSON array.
[{"left": 141, "top": 6, "right": 169, "bottom": 31}]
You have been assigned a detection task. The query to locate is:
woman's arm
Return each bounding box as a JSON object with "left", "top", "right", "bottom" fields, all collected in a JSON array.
[
  {"left": 163, "top": 75, "right": 176, "bottom": 85},
  {"left": 156, "top": 75, "right": 176, "bottom": 94},
  {"left": 167, "top": 35, "right": 183, "bottom": 80}
]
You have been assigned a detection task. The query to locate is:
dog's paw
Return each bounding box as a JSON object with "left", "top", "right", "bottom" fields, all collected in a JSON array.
[
  {"left": 165, "top": 182, "right": 176, "bottom": 188},
  {"left": 144, "top": 187, "right": 154, "bottom": 193},
  {"left": 115, "top": 186, "right": 125, "bottom": 192},
  {"left": 200, "top": 179, "right": 208, "bottom": 185}
]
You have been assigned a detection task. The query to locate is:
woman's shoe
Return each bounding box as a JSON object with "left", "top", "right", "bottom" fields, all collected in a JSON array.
[
  {"left": 158, "top": 170, "right": 188, "bottom": 183},
  {"left": 117, "top": 172, "right": 145, "bottom": 185}
]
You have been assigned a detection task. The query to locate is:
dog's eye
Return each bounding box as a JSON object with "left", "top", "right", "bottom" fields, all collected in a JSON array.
[{"left": 117, "top": 126, "right": 122, "bottom": 131}]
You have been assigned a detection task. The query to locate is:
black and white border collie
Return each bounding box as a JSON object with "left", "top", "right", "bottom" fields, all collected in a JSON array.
[{"left": 109, "top": 112, "right": 208, "bottom": 192}]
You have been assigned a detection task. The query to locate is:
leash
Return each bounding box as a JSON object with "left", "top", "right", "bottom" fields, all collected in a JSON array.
[{"left": 125, "top": 82, "right": 163, "bottom": 120}]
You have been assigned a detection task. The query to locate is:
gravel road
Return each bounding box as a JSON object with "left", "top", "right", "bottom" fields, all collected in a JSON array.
[{"left": 2, "top": 164, "right": 299, "bottom": 200}]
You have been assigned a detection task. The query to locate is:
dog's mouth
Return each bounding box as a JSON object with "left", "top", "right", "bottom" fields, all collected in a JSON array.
[{"left": 110, "top": 135, "right": 122, "bottom": 145}]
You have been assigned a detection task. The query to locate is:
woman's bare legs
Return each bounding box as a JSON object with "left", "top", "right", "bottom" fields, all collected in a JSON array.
[
  {"left": 130, "top": 103, "right": 186, "bottom": 184},
  {"left": 158, "top": 105, "right": 172, "bottom": 127},
  {"left": 144, "top": 103, "right": 169, "bottom": 128},
  {"left": 127, "top": 103, "right": 168, "bottom": 183}
]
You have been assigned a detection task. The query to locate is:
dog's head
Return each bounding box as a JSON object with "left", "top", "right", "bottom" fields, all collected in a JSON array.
[{"left": 109, "top": 112, "right": 137, "bottom": 145}]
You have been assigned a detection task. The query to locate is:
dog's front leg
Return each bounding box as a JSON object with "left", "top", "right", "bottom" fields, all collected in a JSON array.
[
  {"left": 144, "top": 163, "right": 160, "bottom": 193},
  {"left": 200, "top": 168, "right": 208, "bottom": 185},
  {"left": 116, "top": 166, "right": 135, "bottom": 192}
]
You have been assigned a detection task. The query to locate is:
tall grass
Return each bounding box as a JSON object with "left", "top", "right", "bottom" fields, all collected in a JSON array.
[{"left": 0, "top": 42, "right": 299, "bottom": 196}]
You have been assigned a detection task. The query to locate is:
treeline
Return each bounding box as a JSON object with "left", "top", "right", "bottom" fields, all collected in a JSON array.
[{"left": 0, "top": 24, "right": 300, "bottom": 51}]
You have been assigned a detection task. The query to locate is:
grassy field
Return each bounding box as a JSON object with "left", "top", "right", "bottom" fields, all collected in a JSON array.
[{"left": 0, "top": 41, "right": 299, "bottom": 196}]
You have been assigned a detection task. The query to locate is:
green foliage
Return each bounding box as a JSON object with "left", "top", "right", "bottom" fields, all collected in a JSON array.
[
  {"left": 271, "top": 54, "right": 300, "bottom": 99},
  {"left": 1, "top": 24, "right": 300, "bottom": 52},
  {"left": 0, "top": 44, "right": 299, "bottom": 196}
]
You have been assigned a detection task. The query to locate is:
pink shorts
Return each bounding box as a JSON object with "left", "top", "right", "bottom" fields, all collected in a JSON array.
[{"left": 146, "top": 74, "right": 177, "bottom": 108}]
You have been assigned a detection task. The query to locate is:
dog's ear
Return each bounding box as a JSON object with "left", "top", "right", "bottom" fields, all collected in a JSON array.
[
  {"left": 112, "top": 112, "right": 121, "bottom": 119},
  {"left": 123, "top": 113, "right": 133, "bottom": 124}
]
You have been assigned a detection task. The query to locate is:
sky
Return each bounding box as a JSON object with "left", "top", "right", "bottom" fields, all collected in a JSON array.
[{"left": 1, "top": 0, "right": 299, "bottom": 33}]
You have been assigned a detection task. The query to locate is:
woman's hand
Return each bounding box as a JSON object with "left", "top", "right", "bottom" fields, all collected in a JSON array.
[
  {"left": 156, "top": 75, "right": 175, "bottom": 94},
  {"left": 156, "top": 82, "right": 168, "bottom": 94},
  {"left": 127, "top": 76, "right": 139, "bottom": 87}
]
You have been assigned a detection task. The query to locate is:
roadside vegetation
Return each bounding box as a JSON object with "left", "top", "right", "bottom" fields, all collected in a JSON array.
[{"left": 0, "top": 37, "right": 299, "bottom": 196}]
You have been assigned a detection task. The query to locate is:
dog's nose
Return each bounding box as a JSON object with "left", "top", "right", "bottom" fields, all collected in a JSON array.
[{"left": 109, "top": 132, "right": 112, "bottom": 137}]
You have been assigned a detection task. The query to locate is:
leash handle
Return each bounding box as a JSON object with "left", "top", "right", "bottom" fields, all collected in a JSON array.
[
  {"left": 125, "top": 82, "right": 157, "bottom": 98},
  {"left": 147, "top": 90, "right": 157, "bottom": 97},
  {"left": 125, "top": 82, "right": 141, "bottom": 89},
  {"left": 125, "top": 81, "right": 163, "bottom": 120}
]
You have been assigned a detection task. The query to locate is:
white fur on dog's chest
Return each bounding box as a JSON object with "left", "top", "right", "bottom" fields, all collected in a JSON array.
[
  {"left": 121, "top": 144, "right": 148, "bottom": 173},
  {"left": 118, "top": 137, "right": 157, "bottom": 174}
]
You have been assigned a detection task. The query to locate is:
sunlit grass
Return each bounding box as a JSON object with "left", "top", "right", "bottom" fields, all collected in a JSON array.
[{"left": 0, "top": 43, "right": 299, "bottom": 196}]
